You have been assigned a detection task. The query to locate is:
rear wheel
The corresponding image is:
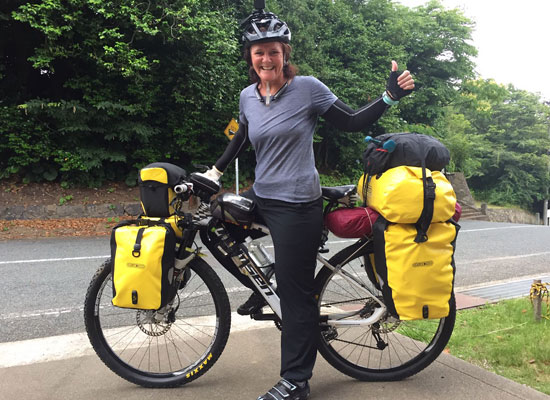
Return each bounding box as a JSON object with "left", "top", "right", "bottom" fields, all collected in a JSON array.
[
  {"left": 315, "top": 244, "right": 455, "bottom": 381},
  {"left": 84, "top": 257, "right": 231, "bottom": 387}
]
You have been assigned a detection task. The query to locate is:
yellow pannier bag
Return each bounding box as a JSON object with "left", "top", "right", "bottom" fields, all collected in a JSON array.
[
  {"left": 372, "top": 218, "right": 459, "bottom": 320},
  {"left": 110, "top": 220, "right": 176, "bottom": 309},
  {"left": 139, "top": 162, "right": 186, "bottom": 217},
  {"left": 363, "top": 166, "right": 456, "bottom": 224}
]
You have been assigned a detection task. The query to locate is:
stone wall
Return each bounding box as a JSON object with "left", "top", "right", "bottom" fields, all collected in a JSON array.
[
  {"left": 447, "top": 172, "right": 542, "bottom": 225},
  {"left": 484, "top": 207, "right": 540, "bottom": 225},
  {"left": 0, "top": 202, "right": 143, "bottom": 220}
]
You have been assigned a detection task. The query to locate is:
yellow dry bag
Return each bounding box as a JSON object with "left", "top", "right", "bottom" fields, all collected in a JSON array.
[
  {"left": 372, "top": 217, "right": 459, "bottom": 320},
  {"left": 366, "top": 166, "right": 456, "bottom": 224},
  {"left": 110, "top": 220, "right": 177, "bottom": 309}
]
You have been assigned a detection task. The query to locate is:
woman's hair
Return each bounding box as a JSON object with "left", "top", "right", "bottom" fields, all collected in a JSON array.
[{"left": 243, "top": 42, "right": 298, "bottom": 83}]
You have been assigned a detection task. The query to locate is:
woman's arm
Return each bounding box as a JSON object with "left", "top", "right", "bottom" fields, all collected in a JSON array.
[
  {"left": 321, "top": 97, "right": 389, "bottom": 132},
  {"left": 214, "top": 122, "right": 250, "bottom": 172},
  {"left": 322, "top": 60, "right": 415, "bottom": 132}
]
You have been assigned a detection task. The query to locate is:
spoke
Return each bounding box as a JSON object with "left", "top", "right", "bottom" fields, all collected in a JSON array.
[
  {"left": 136, "top": 336, "right": 152, "bottom": 370},
  {"left": 326, "top": 273, "right": 365, "bottom": 301},
  {"left": 164, "top": 334, "right": 172, "bottom": 372},
  {"left": 118, "top": 327, "right": 142, "bottom": 357},
  {"left": 175, "top": 316, "right": 218, "bottom": 338},
  {"left": 386, "top": 333, "right": 406, "bottom": 366},
  {"left": 166, "top": 330, "right": 185, "bottom": 370},
  {"left": 156, "top": 336, "right": 161, "bottom": 372},
  {"left": 178, "top": 275, "right": 207, "bottom": 304},
  {"left": 171, "top": 321, "right": 214, "bottom": 352},
  {"left": 177, "top": 300, "right": 216, "bottom": 310},
  {"left": 128, "top": 334, "right": 152, "bottom": 365}
]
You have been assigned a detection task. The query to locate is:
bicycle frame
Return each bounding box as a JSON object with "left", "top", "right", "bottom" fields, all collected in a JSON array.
[
  {"left": 172, "top": 178, "right": 387, "bottom": 329},
  {"left": 212, "top": 219, "right": 387, "bottom": 328}
]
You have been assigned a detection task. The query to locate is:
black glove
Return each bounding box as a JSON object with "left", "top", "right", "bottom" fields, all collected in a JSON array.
[{"left": 386, "top": 70, "right": 414, "bottom": 101}]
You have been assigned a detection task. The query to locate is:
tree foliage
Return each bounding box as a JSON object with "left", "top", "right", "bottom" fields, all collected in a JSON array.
[
  {"left": 1, "top": 0, "right": 245, "bottom": 185},
  {"left": 445, "top": 79, "right": 550, "bottom": 207},
  {"left": 1, "top": 0, "right": 548, "bottom": 212}
]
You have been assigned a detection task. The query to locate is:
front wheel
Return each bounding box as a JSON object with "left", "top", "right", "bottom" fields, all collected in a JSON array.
[
  {"left": 84, "top": 257, "right": 231, "bottom": 388},
  {"left": 315, "top": 243, "right": 455, "bottom": 381}
]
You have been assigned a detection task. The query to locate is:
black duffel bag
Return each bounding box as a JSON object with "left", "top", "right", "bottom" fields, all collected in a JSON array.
[{"left": 362, "top": 132, "right": 450, "bottom": 177}]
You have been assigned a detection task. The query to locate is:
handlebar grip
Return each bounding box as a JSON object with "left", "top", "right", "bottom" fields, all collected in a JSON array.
[{"left": 174, "top": 184, "right": 190, "bottom": 194}]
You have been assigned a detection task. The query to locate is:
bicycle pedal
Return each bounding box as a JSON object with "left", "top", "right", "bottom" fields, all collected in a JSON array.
[{"left": 251, "top": 312, "right": 278, "bottom": 321}]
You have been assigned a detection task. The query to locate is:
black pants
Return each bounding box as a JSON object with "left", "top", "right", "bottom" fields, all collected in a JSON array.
[{"left": 227, "top": 189, "right": 323, "bottom": 381}]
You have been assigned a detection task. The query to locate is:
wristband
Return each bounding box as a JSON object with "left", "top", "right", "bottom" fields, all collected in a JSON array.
[{"left": 382, "top": 91, "right": 399, "bottom": 106}]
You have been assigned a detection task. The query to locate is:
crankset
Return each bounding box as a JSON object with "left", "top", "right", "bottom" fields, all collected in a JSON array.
[{"left": 250, "top": 311, "right": 283, "bottom": 331}]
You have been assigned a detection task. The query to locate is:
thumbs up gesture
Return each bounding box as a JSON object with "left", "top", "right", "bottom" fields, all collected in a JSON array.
[{"left": 386, "top": 60, "right": 415, "bottom": 101}]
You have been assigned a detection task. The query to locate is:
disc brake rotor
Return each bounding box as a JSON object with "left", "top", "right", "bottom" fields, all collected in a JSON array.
[
  {"left": 136, "top": 310, "right": 173, "bottom": 336},
  {"left": 375, "top": 316, "right": 401, "bottom": 334}
]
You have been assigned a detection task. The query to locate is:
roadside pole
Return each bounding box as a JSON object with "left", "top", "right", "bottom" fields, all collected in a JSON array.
[
  {"left": 224, "top": 118, "right": 240, "bottom": 194},
  {"left": 533, "top": 280, "right": 542, "bottom": 321},
  {"left": 235, "top": 158, "right": 239, "bottom": 195}
]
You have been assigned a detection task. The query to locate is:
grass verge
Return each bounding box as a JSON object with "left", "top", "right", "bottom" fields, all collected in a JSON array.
[{"left": 447, "top": 297, "right": 550, "bottom": 395}]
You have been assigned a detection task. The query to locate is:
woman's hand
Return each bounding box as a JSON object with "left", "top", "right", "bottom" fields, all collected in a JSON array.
[{"left": 386, "top": 60, "right": 415, "bottom": 101}]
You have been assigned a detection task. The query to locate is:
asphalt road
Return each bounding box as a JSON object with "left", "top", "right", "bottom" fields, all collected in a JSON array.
[{"left": 0, "top": 219, "right": 549, "bottom": 344}]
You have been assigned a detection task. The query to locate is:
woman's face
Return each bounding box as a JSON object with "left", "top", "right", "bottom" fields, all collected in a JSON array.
[{"left": 250, "top": 41, "right": 285, "bottom": 85}]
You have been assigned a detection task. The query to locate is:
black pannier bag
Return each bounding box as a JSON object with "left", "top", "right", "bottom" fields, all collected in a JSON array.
[
  {"left": 362, "top": 132, "right": 450, "bottom": 177},
  {"left": 210, "top": 193, "right": 256, "bottom": 228},
  {"left": 139, "top": 162, "right": 187, "bottom": 217}
]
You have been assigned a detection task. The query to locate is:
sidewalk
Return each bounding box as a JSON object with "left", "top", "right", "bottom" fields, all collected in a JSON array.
[{"left": 0, "top": 323, "right": 547, "bottom": 400}]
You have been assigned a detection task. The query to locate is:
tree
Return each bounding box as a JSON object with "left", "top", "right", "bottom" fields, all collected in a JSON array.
[
  {"left": 1, "top": 0, "right": 246, "bottom": 185},
  {"left": 267, "top": 0, "right": 477, "bottom": 179},
  {"left": 449, "top": 79, "right": 550, "bottom": 208}
]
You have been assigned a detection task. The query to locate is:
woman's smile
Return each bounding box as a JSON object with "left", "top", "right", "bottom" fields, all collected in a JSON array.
[{"left": 250, "top": 41, "right": 286, "bottom": 91}]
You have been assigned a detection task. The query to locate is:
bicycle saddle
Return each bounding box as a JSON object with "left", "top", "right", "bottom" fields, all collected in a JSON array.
[{"left": 321, "top": 185, "right": 356, "bottom": 201}]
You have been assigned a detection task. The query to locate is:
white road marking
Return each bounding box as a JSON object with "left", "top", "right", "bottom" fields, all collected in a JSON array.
[
  {"left": 459, "top": 225, "right": 546, "bottom": 233},
  {"left": 0, "top": 255, "right": 108, "bottom": 265},
  {"left": 458, "top": 252, "right": 550, "bottom": 265},
  {"left": 0, "top": 225, "right": 543, "bottom": 266},
  {"left": 0, "top": 287, "right": 252, "bottom": 321}
]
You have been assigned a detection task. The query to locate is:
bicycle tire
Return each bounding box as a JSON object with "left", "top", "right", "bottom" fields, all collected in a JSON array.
[
  {"left": 315, "top": 244, "right": 455, "bottom": 381},
  {"left": 84, "top": 257, "right": 231, "bottom": 388}
]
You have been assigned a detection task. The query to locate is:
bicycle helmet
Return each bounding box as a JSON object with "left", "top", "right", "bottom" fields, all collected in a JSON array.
[{"left": 240, "top": 1, "right": 291, "bottom": 45}]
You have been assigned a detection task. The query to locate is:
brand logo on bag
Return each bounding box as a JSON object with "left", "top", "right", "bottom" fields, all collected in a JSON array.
[
  {"left": 127, "top": 262, "right": 146, "bottom": 269},
  {"left": 412, "top": 261, "right": 433, "bottom": 267}
]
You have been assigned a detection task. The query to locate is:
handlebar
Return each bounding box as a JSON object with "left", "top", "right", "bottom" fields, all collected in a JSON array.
[{"left": 174, "top": 183, "right": 192, "bottom": 194}]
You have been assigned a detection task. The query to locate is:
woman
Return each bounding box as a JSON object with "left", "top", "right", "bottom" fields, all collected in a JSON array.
[{"left": 198, "top": 8, "right": 414, "bottom": 400}]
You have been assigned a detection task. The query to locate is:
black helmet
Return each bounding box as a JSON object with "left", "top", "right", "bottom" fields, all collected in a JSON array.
[{"left": 240, "top": 1, "right": 291, "bottom": 45}]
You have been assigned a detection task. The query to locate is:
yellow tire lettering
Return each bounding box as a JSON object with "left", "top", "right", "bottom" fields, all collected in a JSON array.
[{"left": 186, "top": 353, "right": 213, "bottom": 379}]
